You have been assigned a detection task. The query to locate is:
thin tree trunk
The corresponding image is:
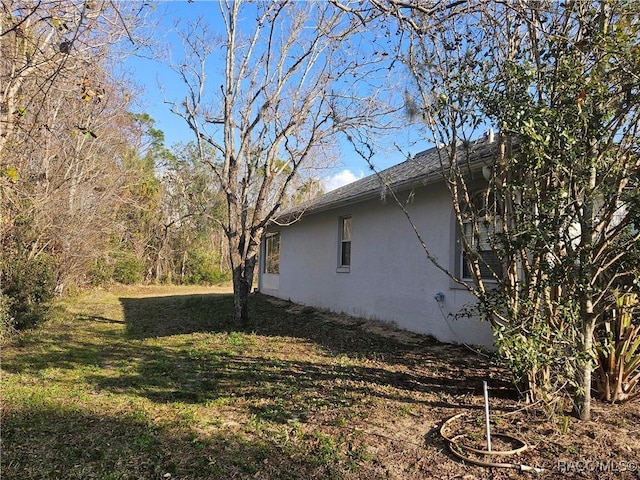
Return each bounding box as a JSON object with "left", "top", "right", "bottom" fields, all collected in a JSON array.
[
  {"left": 574, "top": 308, "right": 596, "bottom": 420},
  {"left": 574, "top": 157, "right": 599, "bottom": 421}
]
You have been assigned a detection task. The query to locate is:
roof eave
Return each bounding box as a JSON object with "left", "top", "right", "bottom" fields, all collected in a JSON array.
[{"left": 272, "top": 169, "right": 446, "bottom": 225}]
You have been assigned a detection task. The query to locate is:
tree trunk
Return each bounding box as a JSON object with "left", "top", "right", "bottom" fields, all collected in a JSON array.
[
  {"left": 231, "top": 253, "right": 257, "bottom": 328},
  {"left": 574, "top": 295, "right": 596, "bottom": 420},
  {"left": 232, "top": 265, "right": 251, "bottom": 328}
]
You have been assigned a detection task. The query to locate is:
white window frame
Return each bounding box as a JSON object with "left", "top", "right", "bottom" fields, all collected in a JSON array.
[
  {"left": 338, "top": 216, "right": 351, "bottom": 272},
  {"left": 264, "top": 232, "right": 280, "bottom": 274}
]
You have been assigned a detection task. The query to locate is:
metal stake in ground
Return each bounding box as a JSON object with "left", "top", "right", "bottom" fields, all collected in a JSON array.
[{"left": 483, "top": 380, "right": 492, "bottom": 452}]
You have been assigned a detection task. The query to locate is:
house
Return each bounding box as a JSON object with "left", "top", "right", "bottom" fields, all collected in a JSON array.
[{"left": 258, "top": 139, "right": 498, "bottom": 347}]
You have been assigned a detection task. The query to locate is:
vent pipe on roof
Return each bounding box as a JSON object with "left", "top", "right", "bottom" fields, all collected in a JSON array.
[{"left": 485, "top": 129, "right": 495, "bottom": 143}]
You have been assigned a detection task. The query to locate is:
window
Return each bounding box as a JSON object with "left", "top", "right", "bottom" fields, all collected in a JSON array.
[
  {"left": 264, "top": 232, "right": 280, "bottom": 274},
  {"left": 460, "top": 193, "right": 502, "bottom": 281},
  {"left": 339, "top": 216, "right": 351, "bottom": 268},
  {"left": 461, "top": 220, "right": 501, "bottom": 280}
]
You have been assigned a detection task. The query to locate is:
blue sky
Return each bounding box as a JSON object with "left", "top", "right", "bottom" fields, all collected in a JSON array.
[{"left": 125, "top": 1, "right": 432, "bottom": 191}]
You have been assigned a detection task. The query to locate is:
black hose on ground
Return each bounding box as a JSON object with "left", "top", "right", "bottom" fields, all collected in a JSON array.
[{"left": 439, "top": 413, "right": 544, "bottom": 473}]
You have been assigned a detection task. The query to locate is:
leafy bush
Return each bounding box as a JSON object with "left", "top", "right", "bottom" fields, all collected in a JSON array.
[
  {"left": 112, "top": 252, "right": 145, "bottom": 285},
  {"left": 183, "top": 249, "right": 230, "bottom": 285},
  {"left": 88, "top": 256, "right": 115, "bottom": 286},
  {"left": 0, "top": 252, "right": 56, "bottom": 331},
  {"left": 0, "top": 293, "right": 16, "bottom": 342}
]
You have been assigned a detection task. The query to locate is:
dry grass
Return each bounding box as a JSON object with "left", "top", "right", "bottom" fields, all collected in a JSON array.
[{"left": 2, "top": 285, "right": 639, "bottom": 479}]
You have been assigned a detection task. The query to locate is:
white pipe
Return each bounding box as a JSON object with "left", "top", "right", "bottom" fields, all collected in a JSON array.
[{"left": 483, "top": 380, "right": 492, "bottom": 452}]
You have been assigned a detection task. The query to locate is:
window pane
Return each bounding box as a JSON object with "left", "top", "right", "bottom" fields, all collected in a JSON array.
[
  {"left": 339, "top": 217, "right": 352, "bottom": 268},
  {"left": 342, "top": 217, "right": 351, "bottom": 241},
  {"left": 462, "top": 219, "right": 501, "bottom": 280},
  {"left": 462, "top": 250, "right": 501, "bottom": 279},
  {"left": 341, "top": 241, "right": 351, "bottom": 266},
  {"left": 265, "top": 233, "right": 280, "bottom": 274}
]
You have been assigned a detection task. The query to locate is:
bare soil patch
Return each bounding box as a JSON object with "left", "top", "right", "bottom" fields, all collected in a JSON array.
[{"left": 270, "top": 296, "right": 640, "bottom": 479}]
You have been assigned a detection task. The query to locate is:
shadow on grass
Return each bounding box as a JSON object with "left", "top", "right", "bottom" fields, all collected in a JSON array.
[
  {"left": 121, "top": 293, "right": 235, "bottom": 339},
  {"left": 122, "top": 292, "right": 457, "bottom": 363},
  {"left": 2, "top": 405, "right": 347, "bottom": 480},
  {"left": 88, "top": 348, "right": 500, "bottom": 412},
  {"left": 117, "top": 292, "right": 516, "bottom": 404},
  {"left": 2, "top": 291, "right": 516, "bottom": 421}
]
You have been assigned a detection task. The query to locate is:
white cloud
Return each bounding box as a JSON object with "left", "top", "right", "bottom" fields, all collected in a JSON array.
[{"left": 322, "top": 169, "right": 364, "bottom": 192}]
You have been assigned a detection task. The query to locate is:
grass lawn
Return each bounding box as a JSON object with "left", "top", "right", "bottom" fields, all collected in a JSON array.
[{"left": 2, "top": 285, "right": 639, "bottom": 479}]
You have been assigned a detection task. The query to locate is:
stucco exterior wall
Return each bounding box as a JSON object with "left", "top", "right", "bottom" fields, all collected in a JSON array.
[{"left": 259, "top": 182, "right": 494, "bottom": 347}]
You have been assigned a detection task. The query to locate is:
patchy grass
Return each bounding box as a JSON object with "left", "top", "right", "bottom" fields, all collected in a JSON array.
[{"left": 2, "top": 285, "right": 639, "bottom": 479}]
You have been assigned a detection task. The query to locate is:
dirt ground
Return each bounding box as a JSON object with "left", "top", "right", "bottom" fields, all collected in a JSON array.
[{"left": 276, "top": 297, "right": 640, "bottom": 480}]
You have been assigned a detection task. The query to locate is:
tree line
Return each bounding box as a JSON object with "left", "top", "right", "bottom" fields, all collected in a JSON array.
[{"left": 0, "top": 1, "right": 234, "bottom": 334}]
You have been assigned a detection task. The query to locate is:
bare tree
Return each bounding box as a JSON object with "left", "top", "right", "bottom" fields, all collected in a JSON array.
[
  {"left": 170, "top": 0, "right": 395, "bottom": 325},
  {"left": 1, "top": 0, "right": 148, "bottom": 155},
  {"left": 1, "top": 0, "right": 151, "bottom": 293}
]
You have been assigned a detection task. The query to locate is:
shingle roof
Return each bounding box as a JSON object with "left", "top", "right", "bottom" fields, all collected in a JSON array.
[{"left": 276, "top": 137, "right": 496, "bottom": 222}]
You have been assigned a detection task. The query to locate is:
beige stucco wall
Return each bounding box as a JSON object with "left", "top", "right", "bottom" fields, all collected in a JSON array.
[{"left": 259, "top": 182, "right": 494, "bottom": 347}]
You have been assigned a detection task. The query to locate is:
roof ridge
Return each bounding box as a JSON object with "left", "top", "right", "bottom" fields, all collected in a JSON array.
[{"left": 275, "top": 137, "right": 495, "bottom": 222}]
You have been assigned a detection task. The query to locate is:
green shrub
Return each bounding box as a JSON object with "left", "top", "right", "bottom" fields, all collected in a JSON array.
[
  {"left": 0, "top": 293, "right": 16, "bottom": 342},
  {"left": 113, "top": 252, "right": 145, "bottom": 285},
  {"left": 595, "top": 293, "right": 640, "bottom": 403},
  {"left": 88, "top": 256, "right": 115, "bottom": 286},
  {"left": 183, "top": 250, "right": 230, "bottom": 285},
  {"left": 0, "top": 252, "right": 56, "bottom": 331}
]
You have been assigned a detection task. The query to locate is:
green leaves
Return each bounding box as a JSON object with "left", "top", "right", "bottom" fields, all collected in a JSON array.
[
  {"left": 408, "top": 1, "right": 640, "bottom": 417},
  {"left": 1, "top": 167, "right": 19, "bottom": 182},
  {"left": 596, "top": 293, "right": 640, "bottom": 403}
]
